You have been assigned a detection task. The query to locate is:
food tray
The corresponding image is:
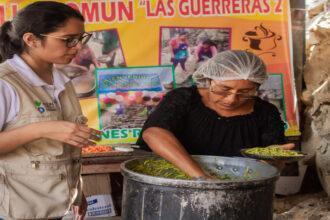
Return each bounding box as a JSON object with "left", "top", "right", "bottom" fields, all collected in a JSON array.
[
  {"left": 82, "top": 151, "right": 133, "bottom": 158},
  {"left": 240, "top": 148, "right": 306, "bottom": 162},
  {"left": 82, "top": 146, "right": 133, "bottom": 158}
]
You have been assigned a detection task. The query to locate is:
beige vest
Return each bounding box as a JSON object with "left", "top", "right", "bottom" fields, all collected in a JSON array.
[{"left": 0, "top": 62, "right": 84, "bottom": 219}]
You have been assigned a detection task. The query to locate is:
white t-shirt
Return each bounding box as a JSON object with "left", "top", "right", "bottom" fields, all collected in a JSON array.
[{"left": 0, "top": 55, "right": 71, "bottom": 131}]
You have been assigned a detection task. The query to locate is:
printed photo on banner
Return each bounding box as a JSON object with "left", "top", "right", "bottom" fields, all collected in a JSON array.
[
  {"left": 56, "top": 29, "right": 126, "bottom": 99},
  {"left": 96, "top": 66, "right": 174, "bottom": 144},
  {"left": 159, "top": 27, "right": 231, "bottom": 87}
]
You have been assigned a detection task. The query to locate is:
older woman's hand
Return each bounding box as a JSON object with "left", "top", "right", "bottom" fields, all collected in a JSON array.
[{"left": 279, "top": 143, "right": 295, "bottom": 150}]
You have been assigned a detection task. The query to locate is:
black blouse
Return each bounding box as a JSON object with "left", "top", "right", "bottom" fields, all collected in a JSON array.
[{"left": 137, "top": 86, "right": 285, "bottom": 156}]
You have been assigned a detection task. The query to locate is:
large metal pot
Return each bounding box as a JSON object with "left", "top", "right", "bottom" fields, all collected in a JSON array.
[{"left": 121, "top": 155, "right": 279, "bottom": 220}]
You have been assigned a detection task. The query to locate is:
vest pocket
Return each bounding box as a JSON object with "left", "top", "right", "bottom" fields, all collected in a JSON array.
[
  {"left": 15, "top": 114, "right": 65, "bottom": 156},
  {"left": 5, "top": 168, "right": 70, "bottom": 219},
  {"left": 25, "top": 139, "right": 64, "bottom": 156}
]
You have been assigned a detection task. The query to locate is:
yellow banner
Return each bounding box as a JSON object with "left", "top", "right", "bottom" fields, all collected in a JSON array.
[{"left": 0, "top": 0, "right": 300, "bottom": 144}]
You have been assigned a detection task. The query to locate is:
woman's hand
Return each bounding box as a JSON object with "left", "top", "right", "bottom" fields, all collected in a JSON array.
[
  {"left": 38, "top": 121, "right": 102, "bottom": 148},
  {"left": 72, "top": 193, "right": 88, "bottom": 220},
  {"left": 279, "top": 143, "right": 295, "bottom": 150},
  {"left": 143, "top": 127, "right": 208, "bottom": 179},
  {"left": 0, "top": 121, "right": 101, "bottom": 154}
]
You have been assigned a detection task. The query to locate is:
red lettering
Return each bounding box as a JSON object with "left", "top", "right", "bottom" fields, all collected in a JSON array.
[
  {"left": 202, "top": 0, "right": 211, "bottom": 15},
  {"left": 212, "top": 0, "right": 221, "bottom": 14},
  {"left": 0, "top": 5, "right": 4, "bottom": 25},
  {"left": 117, "top": 1, "right": 133, "bottom": 21},
  {"left": 146, "top": 0, "right": 175, "bottom": 17},
  {"left": 251, "top": 0, "right": 262, "bottom": 13},
  {"left": 167, "top": 0, "right": 175, "bottom": 16},
  {"left": 222, "top": 0, "right": 231, "bottom": 14},
  {"left": 146, "top": 1, "right": 156, "bottom": 17},
  {"left": 191, "top": 0, "right": 201, "bottom": 15},
  {"left": 0, "top": 4, "right": 19, "bottom": 24},
  {"left": 232, "top": 0, "right": 241, "bottom": 14},
  {"left": 81, "top": 2, "right": 99, "bottom": 22},
  {"left": 274, "top": 0, "right": 283, "bottom": 13},
  {"left": 263, "top": 0, "right": 270, "bottom": 13},
  {"left": 155, "top": 0, "right": 167, "bottom": 17},
  {"left": 242, "top": 0, "right": 251, "bottom": 13},
  {"left": 179, "top": 0, "right": 189, "bottom": 16},
  {"left": 101, "top": 2, "right": 116, "bottom": 22},
  {"left": 11, "top": 4, "right": 18, "bottom": 18}
]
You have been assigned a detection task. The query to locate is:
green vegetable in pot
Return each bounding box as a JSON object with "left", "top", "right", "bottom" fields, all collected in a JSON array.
[{"left": 130, "top": 158, "right": 233, "bottom": 180}]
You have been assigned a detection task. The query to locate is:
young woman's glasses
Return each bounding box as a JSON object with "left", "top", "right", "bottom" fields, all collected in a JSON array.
[
  {"left": 209, "top": 86, "right": 257, "bottom": 100},
  {"left": 39, "top": 32, "right": 92, "bottom": 48}
]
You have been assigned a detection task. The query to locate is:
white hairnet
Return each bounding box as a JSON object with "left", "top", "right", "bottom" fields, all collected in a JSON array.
[{"left": 192, "top": 50, "right": 267, "bottom": 87}]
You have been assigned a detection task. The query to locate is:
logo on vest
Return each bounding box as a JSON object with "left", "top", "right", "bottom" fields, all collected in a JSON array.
[
  {"left": 35, "top": 100, "right": 57, "bottom": 113},
  {"left": 35, "top": 100, "right": 45, "bottom": 113}
]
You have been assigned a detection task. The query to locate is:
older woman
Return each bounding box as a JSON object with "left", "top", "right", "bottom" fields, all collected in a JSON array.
[{"left": 137, "top": 50, "right": 293, "bottom": 179}]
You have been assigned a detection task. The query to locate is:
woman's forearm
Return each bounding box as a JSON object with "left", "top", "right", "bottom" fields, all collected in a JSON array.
[
  {"left": 1, "top": 120, "right": 102, "bottom": 154},
  {"left": 0, "top": 123, "right": 42, "bottom": 154},
  {"left": 142, "top": 127, "right": 207, "bottom": 178}
]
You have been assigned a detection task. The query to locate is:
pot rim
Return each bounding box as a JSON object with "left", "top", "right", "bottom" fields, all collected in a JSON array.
[{"left": 121, "top": 155, "right": 280, "bottom": 189}]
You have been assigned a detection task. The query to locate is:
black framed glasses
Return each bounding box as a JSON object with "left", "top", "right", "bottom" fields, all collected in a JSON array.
[
  {"left": 209, "top": 86, "right": 257, "bottom": 100},
  {"left": 39, "top": 32, "right": 92, "bottom": 48}
]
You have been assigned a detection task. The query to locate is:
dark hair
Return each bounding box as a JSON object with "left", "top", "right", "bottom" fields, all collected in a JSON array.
[
  {"left": 179, "top": 32, "right": 188, "bottom": 36},
  {"left": 0, "top": 1, "right": 84, "bottom": 62},
  {"left": 202, "top": 39, "right": 217, "bottom": 48}
]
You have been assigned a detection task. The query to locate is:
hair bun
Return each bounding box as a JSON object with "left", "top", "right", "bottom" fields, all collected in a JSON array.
[{"left": 0, "top": 21, "right": 12, "bottom": 33}]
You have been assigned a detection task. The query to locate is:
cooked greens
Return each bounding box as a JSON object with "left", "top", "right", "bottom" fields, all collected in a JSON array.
[
  {"left": 130, "top": 158, "right": 234, "bottom": 180},
  {"left": 245, "top": 145, "right": 303, "bottom": 157}
]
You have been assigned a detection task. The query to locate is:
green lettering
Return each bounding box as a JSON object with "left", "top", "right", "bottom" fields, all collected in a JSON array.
[
  {"left": 111, "top": 129, "right": 120, "bottom": 139},
  {"left": 133, "top": 129, "right": 141, "bottom": 138},
  {"left": 120, "top": 129, "right": 128, "bottom": 138},
  {"left": 102, "top": 130, "right": 110, "bottom": 139}
]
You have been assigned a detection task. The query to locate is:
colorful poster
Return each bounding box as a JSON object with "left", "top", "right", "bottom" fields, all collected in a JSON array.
[
  {"left": 0, "top": 0, "right": 300, "bottom": 140},
  {"left": 96, "top": 66, "right": 174, "bottom": 144}
]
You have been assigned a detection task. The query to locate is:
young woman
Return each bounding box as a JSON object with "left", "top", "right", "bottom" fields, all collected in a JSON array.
[
  {"left": 137, "top": 50, "right": 294, "bottom": 179},
  {"left": 0, "top": 2, "right": 102, "bottom": 219}
]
